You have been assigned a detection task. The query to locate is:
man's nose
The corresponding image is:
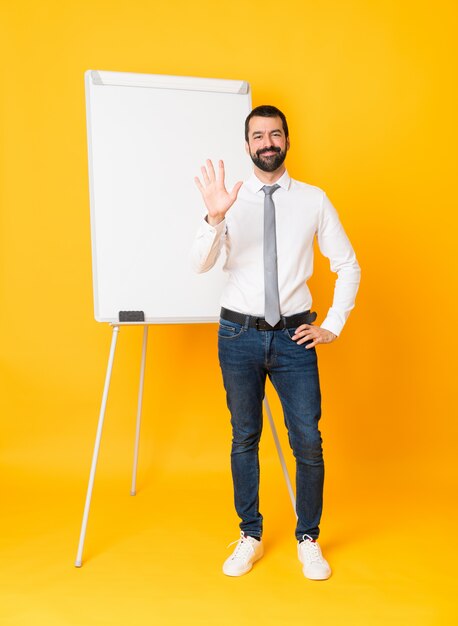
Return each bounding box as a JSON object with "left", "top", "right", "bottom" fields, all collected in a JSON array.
[{"left": 261, "top": 137, "right": 274, "bottom": 149}]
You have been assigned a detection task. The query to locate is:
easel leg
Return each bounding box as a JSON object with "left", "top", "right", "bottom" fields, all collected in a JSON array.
[
  {"left": 75, "top": 325, "right": 120, "bottom": 567},
  {"left": 130, "top": 325, "right": 148, "bottom": 496},
  {"left": 263, "top": 394, "right": 297, "bottom": 518}
]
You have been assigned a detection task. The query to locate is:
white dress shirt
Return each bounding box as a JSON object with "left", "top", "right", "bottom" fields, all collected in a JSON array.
[{"left": 191, "top": 170, "right": 361, "bottom": 336}]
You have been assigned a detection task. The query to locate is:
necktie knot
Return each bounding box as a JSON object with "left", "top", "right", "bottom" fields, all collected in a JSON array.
[{"left": 262, "top": 184, "right": 280, "bottom": 197}]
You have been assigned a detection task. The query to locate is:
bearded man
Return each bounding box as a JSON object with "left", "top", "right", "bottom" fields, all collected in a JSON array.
[{"left": 192, "top": 105, "right": 361, "bottom": 580}]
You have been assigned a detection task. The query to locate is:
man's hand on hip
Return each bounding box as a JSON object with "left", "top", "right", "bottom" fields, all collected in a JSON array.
[
  {"left": 194, "top": 159, "right": 243, "bottom": 226},
  {"left": 292, "top": 324, "right": 337, "bottom": 349}
]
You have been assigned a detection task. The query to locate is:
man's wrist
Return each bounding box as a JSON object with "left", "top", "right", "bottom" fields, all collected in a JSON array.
[{"left": 206, "top": 214, "right": 225, "bottom": 227}]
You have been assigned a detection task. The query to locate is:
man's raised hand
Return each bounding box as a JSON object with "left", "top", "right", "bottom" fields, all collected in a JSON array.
[{"left": 194, "top": 159, "right": 243, "bottom": 226}]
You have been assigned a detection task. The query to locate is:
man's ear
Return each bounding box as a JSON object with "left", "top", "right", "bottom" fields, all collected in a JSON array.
[
  {"left": 245, "top": 141, "right": 250, "bottom": 155},
  {"left": 286, "top": 137, "right": 290, "bottom": 151}
]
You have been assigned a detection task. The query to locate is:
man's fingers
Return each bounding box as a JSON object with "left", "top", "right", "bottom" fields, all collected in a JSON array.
[
  {"left": 295, "top": 328, "right": 314, "bottom": 342},
  {"left": 206, "top": 159, "right": 216, "bottom": 182},
  {"left": 297, "top": 334, "right": 314, "bottom": 345},
  {"left": 230, "top": 180, "right": 243, "bottom": 201},
  {"left": 218, "top": 160, "right": 225, "bottom": 185},
  {"left": 201, "top": 166, "right": 210, "bottom": 186},
  {"left": 292, "top": 324, "right": 312, "bottom": 339},
  {"left": 194, "top": 176, "right": 204, "bottom": 193},
  {"left": 292, "top": 323, "right": 322, "bottom": 346},
  {"left": 196, "top": 160, "right": 239, "bottom": 214},
  {"left": 294, "top": 323, "right": 312, "bottom": 334},
  {"left": 294, "top": 328, "right": 336, "bottom": 347}
]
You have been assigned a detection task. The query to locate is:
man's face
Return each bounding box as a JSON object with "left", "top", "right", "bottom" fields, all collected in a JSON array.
[{"left": 245, "top": 115, "right": 290, "bottom": 173}]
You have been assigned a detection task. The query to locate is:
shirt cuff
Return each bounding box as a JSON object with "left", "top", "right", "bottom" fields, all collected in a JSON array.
[
  {"left": 203, "top": 215, "right": 226, "bottom": 234},
  {"left": 319, "top": 316, "right": 342, "bottom": 337}
]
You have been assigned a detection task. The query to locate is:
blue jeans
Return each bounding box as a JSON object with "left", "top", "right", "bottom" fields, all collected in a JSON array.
[{"left": 218, "top": 315, "right": 324, "bottom": 541}]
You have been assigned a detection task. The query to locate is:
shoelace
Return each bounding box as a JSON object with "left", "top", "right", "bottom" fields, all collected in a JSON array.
[
  {"left": 226, "top": 533, "right": 255, "bottom": 560},
  {"left": 300, "top": 537, "right": 322, "bottom": 563}
]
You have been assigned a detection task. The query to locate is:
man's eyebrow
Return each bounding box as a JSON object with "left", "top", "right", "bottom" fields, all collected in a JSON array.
[{"left": 251, "top": 128, "right": 282, "bottom": 135}]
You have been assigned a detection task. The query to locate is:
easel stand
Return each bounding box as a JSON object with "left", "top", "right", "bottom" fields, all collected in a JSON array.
[{"left": 74, "top": 323, "right": 296, "bottom": 567}]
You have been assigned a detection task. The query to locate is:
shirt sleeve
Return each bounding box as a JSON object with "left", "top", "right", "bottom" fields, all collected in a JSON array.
[
  {"left": 190, "top": 215, "right": 227, "bottom": 273},
  {"left": 317, "top": 193, "right": 361, "bottom": 336}
]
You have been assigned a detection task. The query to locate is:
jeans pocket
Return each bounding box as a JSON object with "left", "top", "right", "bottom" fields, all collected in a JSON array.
[
  {"left": 283, "top": 327, "right": 315, "bottom": 350},
  {"left": 218, "top": 318, "right": 245, "bottom": 339},
  {"left": 284, "top": 327, "right": 297, "bottom": 340}
]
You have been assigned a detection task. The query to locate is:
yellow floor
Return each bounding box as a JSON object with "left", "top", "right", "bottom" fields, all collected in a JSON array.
[{"left": 1, "top": 444, "right": 456, "bottom": 626}]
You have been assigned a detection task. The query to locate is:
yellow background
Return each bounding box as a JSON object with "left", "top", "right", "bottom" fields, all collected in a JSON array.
[{"left": 1, "top": 1, "right": 457, "bottom": 624}]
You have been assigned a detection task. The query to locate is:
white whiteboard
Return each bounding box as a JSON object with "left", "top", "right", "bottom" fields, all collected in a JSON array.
[{"left": 85, "top": 70, "right": 253, "bottom": 323}]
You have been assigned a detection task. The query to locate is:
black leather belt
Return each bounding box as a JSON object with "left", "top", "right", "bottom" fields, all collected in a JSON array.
[{"left": 220, "top": 307, "right": 317, "bottom": 331}]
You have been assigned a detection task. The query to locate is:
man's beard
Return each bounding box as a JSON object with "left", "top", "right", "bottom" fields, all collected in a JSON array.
[{"left": 250, "top": 146, "right": 287, "bottom": 172}]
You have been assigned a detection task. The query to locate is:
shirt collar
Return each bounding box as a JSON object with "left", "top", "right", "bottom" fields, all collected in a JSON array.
[{"left": 245, "top": 169, "right": 291, "bottom": 194}]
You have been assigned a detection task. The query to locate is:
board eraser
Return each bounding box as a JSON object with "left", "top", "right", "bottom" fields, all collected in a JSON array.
[{"left": 118, "top": 310, "right": 145, "bottom": 322}]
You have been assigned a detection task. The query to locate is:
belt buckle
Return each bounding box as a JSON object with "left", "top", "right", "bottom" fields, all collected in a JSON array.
[
  {"left": 255, "top": 318, "right": 270, "bottom": 331},
  {"left": 255, "top": 318, "right": 274, "bottom": 331}
]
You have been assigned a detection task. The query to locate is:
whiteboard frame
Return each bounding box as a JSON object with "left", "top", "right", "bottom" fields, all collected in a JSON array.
[{"left": 85, "top": 70, "right": 252, "bottom": 324}]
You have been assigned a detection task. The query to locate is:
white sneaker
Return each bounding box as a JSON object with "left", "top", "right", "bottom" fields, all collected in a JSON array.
[
  {"left": 223, "top": 531, "right": 264, "bottom": 576},
  {"left": 297, "top": 535, "right": 332, "bottom": 580}
]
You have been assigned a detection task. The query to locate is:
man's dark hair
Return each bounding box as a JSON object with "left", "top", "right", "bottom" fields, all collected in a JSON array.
[{"left": 244, "top": 105, "right": 289, "bottom": 141}]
